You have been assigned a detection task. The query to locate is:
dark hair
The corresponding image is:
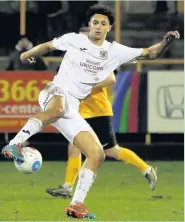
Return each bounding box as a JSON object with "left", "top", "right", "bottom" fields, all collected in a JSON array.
[
  {"left": 86, "top": 4, "right": 115, "bottom": 25},
  {"left": 113, "top": 69, "right": 118, "bottom": 75},
  {"left": 79, "top": 27, "right": 89, "bottom": 33}
]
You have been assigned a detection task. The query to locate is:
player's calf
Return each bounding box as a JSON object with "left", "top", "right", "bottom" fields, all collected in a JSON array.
[{"left": 73, "top": 131, "right": 105, "bottom": 171}]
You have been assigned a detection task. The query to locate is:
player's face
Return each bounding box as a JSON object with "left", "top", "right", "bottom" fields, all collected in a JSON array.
[{"left": 89, "top": 14, "right": 111, "bottom": 40}]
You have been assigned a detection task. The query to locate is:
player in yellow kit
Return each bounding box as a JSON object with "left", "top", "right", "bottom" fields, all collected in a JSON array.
[{"left": 46, "top": 27, "right": 157, "bottom": 199}]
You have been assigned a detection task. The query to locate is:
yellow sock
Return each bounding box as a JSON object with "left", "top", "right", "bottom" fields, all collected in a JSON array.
[
  {"left": 64, "top": 155, "right": 82, "bottom": 186},
  {"left": 118, "top": 147, "right": 149, "bottom": 173}
]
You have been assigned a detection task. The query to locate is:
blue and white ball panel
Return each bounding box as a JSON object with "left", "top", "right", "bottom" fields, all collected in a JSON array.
[{"left": 32, "top": 161, "right": 41, "bottom": 172}]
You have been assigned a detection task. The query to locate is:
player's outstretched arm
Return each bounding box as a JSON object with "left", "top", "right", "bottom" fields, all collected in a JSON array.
[
  {"left": 138, "top": 30, "right": 180, "bottom": 60},
  {"left": 20, "top": 41, "right": 55, "bottom": 63}
]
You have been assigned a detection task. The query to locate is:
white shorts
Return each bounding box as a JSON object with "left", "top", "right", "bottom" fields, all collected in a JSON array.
[{"left": 38, "top": 83, "right": 92, "bottom": 144}]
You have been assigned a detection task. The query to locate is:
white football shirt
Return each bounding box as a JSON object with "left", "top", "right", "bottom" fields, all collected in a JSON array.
[{"left": 52, "top": 32, "right": 142, "bottom": 99}]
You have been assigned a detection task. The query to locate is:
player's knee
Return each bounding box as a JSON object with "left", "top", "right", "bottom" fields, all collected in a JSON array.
[
  {"left": 68, "top": 144, "right": 81, "bottom": 156},
  {"left": 54, "top": 106, "right": 65, "bottom": 117},
  {"left": 93, "top": 148, "right": 105, "bottom": 164},
  {"left": 47, "top": 106, "right": 64, "bottom": 120}
]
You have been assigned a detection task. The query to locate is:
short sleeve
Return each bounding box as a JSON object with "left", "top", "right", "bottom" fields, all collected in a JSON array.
[
  {"left": 52, "top": 33, "right": 76, "bottom": 51},
  {"left": 114, "top": 42, "right": 143, "bottom": 65}
]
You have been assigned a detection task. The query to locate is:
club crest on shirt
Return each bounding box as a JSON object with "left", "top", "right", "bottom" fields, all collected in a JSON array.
[
  {"left": 100, "top": 50, "right": 108, "bottom": 58},
  {"left": 94, "top": 77, "right": 99, "bottom": 81}
]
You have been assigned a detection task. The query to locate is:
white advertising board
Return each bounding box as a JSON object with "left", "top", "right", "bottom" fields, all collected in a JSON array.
[{"left": 148, "top": 71, "right": 184, "bottom": 133}]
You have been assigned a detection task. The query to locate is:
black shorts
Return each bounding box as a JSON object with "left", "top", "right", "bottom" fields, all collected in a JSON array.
[{"left": 86, "top": 116, "right": 117, "bottom": 150}]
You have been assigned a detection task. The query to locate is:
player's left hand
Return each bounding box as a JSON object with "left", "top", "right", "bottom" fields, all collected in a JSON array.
[{"left": 164, "top": 30, "right": 180, "bottom": 44}]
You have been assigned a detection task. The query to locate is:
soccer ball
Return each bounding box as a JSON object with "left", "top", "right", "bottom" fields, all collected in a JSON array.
[{"left": 14, "top": 147, "right": 42, "bottom": 174}]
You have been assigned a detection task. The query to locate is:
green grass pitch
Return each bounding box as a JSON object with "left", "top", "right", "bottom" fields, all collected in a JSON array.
[{"left": 0, "top": 161, "right": 183, "bottom": 221}]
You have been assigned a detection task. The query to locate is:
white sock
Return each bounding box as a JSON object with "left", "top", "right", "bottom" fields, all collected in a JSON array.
[
  {"left": 9, "top": 118, "right": 42, "bottom": 145},
  {"left": 71, "top": 168, "right": 96, "bottom": 204},
  {"left": 143, "top": 166, "right": 152, "bottom": 176}
]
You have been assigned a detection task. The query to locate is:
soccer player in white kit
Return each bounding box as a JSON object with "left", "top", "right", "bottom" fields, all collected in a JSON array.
[{"left": 2, "top": 4, "right": 180, "bottom": 219}]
